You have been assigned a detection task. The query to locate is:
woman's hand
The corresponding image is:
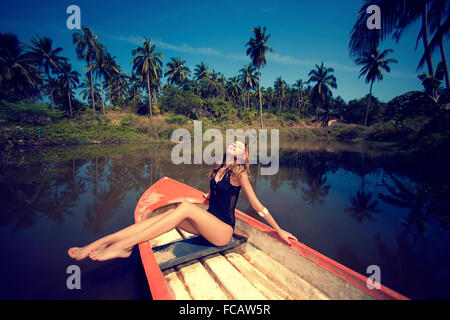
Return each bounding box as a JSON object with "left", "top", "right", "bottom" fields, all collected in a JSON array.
[
  {"left": 276, "top": 228, "right": 298, "bottom": 246},
  {"left": 203, "top": 192, "right": 210, "bottom": 200}
]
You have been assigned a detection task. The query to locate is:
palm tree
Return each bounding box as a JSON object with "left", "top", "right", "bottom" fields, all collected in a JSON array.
[
  {"left": 293, "top": 79, "right": 305, "bottom": 115},
  {"left": 79, "top": 76, "right": 100, "bottom": 107},
  {"left": 73, "top": 27, "right": 101, "bottom": 117},
  {"left": 57, "top": 60, "right": 79, "bottom": 117},
  {"left": 264, "top": 87, "right": 274, "bottom": 112},
  {"left": 238, "top": 64, "right": 257, "bottom": 109},
  {"left": 0, "top": 33, "right": 42, "bottom": 101},
  {"left": 103, "top": 53, "right": 121, "bottom": 106},
  {"left": 91, "top": 43, "right": 108, "bottom": 115},
  {"left": 26, "top": 36, "right": 66, "bottom": 112},
  {"left": 194, "top": 62, "right": 209, "bottom": 82},
  {"left": 418, "top": 61, "right": 446, "bottom": 102},
  {"left": 226, "top": 76, "right": 242, "bottom": 107},
  {"left": 245, "top": 26, "right": 274, "bottom": 128},
  {"left": 149, "top": 71, "right": 162, "bottom": 105},
  {"left": 418, "top": 0, "right": 449, "bottom": 89},
  {"left": 164, "top": 57, "right": 190, "bottom": 87},
  {"left": 274, "top": 76, "right": 287, "bottom": 116},
  {"left": 127, "top": 72, "right": 143, "bottom": 103},
  {"left": 201, "top": 70, "right": 223, "bottom": 100},
  {"left": 349, "top": 0, "right": 436, "bottom": 76},
  {"left": 93, "top": 48, "right": 121, "bottom": 114},
  {"left": 307, "top": 62, "right": 337, "bottom": 124},
  {"left": 356, "top": 48, "right": 397, "bottom": 127},
  {"left": 132, "top": 38, "right": 163, "bottom": 117},
  {"left": 109, "top": 72, "right": 128, "bottom": 104},
  {"left": 394, "top": 0, "right": 435, "bottom": 75}
]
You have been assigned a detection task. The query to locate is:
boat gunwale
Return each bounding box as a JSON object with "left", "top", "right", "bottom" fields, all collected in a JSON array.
[{"left": 134, "top": 176, "right": 409, "bottom": 300}]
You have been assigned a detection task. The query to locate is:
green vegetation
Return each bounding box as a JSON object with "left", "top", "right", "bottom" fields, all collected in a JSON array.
[{"left": 1, "top": 6, "right": 449, "bottom": 154}]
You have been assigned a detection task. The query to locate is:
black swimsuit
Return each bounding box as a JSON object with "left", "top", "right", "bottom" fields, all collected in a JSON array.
[{"left": 207, "top": 170, "right": 241, "bottom": 229}]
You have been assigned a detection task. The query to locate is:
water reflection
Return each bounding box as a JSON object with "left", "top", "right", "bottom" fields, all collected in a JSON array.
[
  {"left": 345, "top": 174, "right": 382, "bottom": 223},
  {"left": 301, "top": 171, "right": 330, "bottom": 207},
  {"left": 0, "top": 161, "right": 86, "bottom": 229},
  {"left": 0, "top": 142, "right": 449, "bottom": 299}
]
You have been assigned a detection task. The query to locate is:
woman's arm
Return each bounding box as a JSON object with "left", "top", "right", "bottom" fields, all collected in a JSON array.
[{"left": 238, "top": 172, "right": 298, "bottom": 244}]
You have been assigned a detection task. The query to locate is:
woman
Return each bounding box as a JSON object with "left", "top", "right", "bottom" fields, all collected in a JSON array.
[{"left": 68, "top": 141, "right": 297, "bottom": 261}]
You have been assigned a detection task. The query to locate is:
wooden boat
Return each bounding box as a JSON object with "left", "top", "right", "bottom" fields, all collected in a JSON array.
[{"left": 134, "top": 176, "right": 409, "bottom": 300}]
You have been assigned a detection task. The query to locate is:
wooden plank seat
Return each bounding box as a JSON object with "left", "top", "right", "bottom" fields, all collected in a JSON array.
[{"left": 152, "top": 234, "right": 248, "bottom": 271}]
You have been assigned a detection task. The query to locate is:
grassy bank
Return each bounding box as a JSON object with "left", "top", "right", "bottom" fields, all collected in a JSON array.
[
  {"left": 1, "top": 108, "right": 448, "bottom": 154},
  {"left": 0, "top": 110, "right": 361, "bottom": 146}
]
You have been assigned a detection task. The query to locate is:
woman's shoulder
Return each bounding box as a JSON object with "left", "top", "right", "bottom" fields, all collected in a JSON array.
[{"left": 230, "top": 171, "right": 249, "bottom": 187}]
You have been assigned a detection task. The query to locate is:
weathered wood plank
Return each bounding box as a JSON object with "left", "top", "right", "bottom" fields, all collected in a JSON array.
[
  {"left": 163, "top": 268, "right": 192, "bottom": 300},
  {"left": 224, "top": 250, "right": 294, "bottom": 300},
  {"left": 201, "top": 253, "right": 266, "bottom": 300},
  {"left": 176, "top": 260, "right": 229, "bottom": 300},
  {"left": 238, "top": 244, "right": 330, "bottom": 300},
  {"left": 153, "top": 235, "right": 247, "bottom": 271}
]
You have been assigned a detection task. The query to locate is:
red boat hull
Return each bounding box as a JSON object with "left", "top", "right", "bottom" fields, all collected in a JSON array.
[{"left": 134, "top": 176, "right": 409, "bottom": 300}]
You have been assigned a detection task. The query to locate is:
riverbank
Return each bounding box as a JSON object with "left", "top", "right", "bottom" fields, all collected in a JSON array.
[{"left": 1, "top": 109, "right": 448, "bottom": 153}]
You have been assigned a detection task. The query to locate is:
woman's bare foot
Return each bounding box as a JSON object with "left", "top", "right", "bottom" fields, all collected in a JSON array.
[
  {"left": 68, "top": 242, "right": 111, "bottom": 261},
  {"left": 68, "top": 247, "right": 92, "bottom": 260},
  {"left": 89, "top": 242, "right": 133, "bottom": 261}
]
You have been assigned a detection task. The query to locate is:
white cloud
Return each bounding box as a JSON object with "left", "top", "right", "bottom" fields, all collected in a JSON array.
[
  {"left": 115, "top": 35, "right": 222, "bottom": 56},
  {"left": 267, "top": 53, "right": 316, "bottom": 67},
  {"left": 113, "top": 35, "right": 415, "bottom": 79},
  {"left": 224, "top": 53, "right": 248, "bottom": 61}
]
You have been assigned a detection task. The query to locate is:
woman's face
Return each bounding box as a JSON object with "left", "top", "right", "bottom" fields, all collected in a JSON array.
[{"left": 226, "top": 141, "right": 246, "bottom": 163}]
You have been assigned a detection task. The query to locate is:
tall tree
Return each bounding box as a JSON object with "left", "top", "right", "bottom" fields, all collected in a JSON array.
[
  {"left": 349, "top": 0, "right": 437, "bottom": 76},
  {"left": 293, "top": 79, "right": 305, "bottom": 115},
  {"left": 26, "top": 36, "right": 65, "bottom": 112},
  {"left": 356, "top": 48, "right": 397, "bottom": 127},
  {"left": 201, "top": 70, "right": 223, "bottom": 100},
  {"left": 127, "top": 72, "right": 143, "bottom": 103},
  {"left": 245, "top": 26, "right": 274, "bottom": 128},
  {"left": 91, "top": 43, "right": 109, "bottom": 115},
  {"left": 58, "top": 60, "right": 80, "bottom": 117},
  {"left": 79, "top": 76, "right": 100, "bottom": 107},
  {"left": 73, "top": 27, "right": 101, "bottom": 117},
  {"left": 194, "top": 62, "right": 209, "bottom": 82},
  {"left": 103, "top": 53, "right": 121, "bottom": 106},
  {"left": 418, "top": 61, "right": 446, "bottom": 102},
  {"left": 307, "top": 62, "right": 337, "bottom": 124},
  {"left": 109, "top": 72, "right": 128, "bottom": 104},
  {"left": 132, "top": 38, "right": 163, "bottom": 117},
  {"left": 0, "top": 33, "right": 41, "bottom": 101},
  {"left": 418, "top": 0, "right": 449, "bottom": 89},
  {"left": 274, "top": 77, "right": 287, "bottom": 116},
  {"left": 238, "top": 64, "right": 257, "bottom": 109},
  {"left": 164, "top": 57, "right": 190, "bottom": 87},
  {"left": 226, "top": 76, "right": 242, "bottom": 107}
]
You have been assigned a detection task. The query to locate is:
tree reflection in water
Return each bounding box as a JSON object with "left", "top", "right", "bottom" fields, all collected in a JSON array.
[{"left": 0, "top": 142, "right": 449, "bottom": 299}]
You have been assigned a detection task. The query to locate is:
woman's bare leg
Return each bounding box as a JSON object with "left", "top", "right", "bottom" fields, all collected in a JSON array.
[
  {"left": 69, "top": 207, "right": 186, "bottom": 260},
  {"left": 90, "top": 202, "right": 233, "bottom": 261}
]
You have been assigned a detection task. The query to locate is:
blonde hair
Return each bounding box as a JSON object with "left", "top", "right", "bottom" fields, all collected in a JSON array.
[{"left": 208, "top": 142, "right": 250, "bottom": 180}]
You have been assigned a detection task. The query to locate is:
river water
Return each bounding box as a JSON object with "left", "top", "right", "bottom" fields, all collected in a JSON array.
[{"left": 0, "top": 142, "right": 448, "bottom": 299}]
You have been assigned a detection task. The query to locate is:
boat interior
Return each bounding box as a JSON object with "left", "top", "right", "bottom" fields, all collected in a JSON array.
[{"left": 146, "top": 203, "right": 374, "bottom": 300}]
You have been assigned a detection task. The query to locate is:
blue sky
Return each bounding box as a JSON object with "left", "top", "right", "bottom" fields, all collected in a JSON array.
[{"left": 1, "top": 0, "right": 445, "bottom": 102}]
